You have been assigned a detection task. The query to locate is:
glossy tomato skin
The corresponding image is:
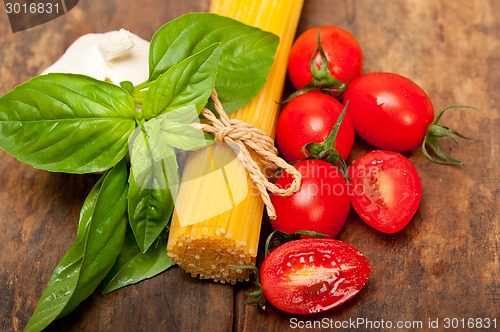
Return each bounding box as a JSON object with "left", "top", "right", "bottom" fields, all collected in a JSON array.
[
  {"left": 348, "top": 150, "right": 422, "bottom": 233},
  {"left": 270, "top": 159, "right": 350, "bottom": 238},
  {"left": 276, "top": 91, "right": 354, "bottom": 163},
  {"left": 260, "top": 238, "right": 371, "bottom": 314},
  {"left": 343, "top": 72, "right": 434, "bottom": 151},
  {"left": 288, "top": 26, "right": 363, "bottom": 89}
]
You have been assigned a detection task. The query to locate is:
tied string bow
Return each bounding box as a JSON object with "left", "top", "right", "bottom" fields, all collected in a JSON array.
[{"left": 192, "top": 90, "right": 302, "bottom": 219}]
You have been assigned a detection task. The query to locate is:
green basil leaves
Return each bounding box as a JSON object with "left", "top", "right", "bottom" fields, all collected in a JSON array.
[
  {"left": 24, "top": 159, "right": 129, "bottom": 332},
  {"left": 143, "top": 43, "right": 221, "bottom": 119},
  {"left": 102, "top": 226, "right": 174, "bottom": 294},
  {"left": 0, "top": 74, "right": 136, "bottom": 173},
  {"left": 149, "top": 13, "right": 279, "bottom": 114},
  {"left": 0, "top": 12, "right": 279, "bottom": 331}
]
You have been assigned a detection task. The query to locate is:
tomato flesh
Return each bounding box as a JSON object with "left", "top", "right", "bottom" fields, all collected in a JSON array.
[
  {"left": 261, "top": 238, "right": 371, "bottom": 314},
  {"left": 348, "top": 150, "right": 422, "bottom": 233},
  {"left": 343, "top": 72, "right": 434, "bottom": 151},
  {"left": 276, "top": 90, "right": 354, "bottom": 163},
  {"left": 288, "top": 26, "right": 363, "bottom": 89},
  {"left": 270, "top": 159, "right": 350, "bottom": 238}
]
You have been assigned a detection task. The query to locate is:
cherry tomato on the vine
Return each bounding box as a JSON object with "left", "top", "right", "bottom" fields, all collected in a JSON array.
[
  {"left": 276, "top": 90, "right": 354, "bottom": 163},
  {"left": 288, "top": 26, "right": 363, "bottom": 90},
  {"left": 343, "top": 72, "right": 434, "bottom": 151},
  {"left": 348, "top": 150, "right": 422, "bottom": 233},
  {"left": 260, "top": 238, "right": 371, "bottom": 314},
  {"left": 270, "top": 159, "right": 350, "bottom": 238}
]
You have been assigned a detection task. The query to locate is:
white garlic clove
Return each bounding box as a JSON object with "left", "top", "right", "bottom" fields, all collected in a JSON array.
[
  {"left": 42, "top": 29, "right": 150, "bottom": 86},
  {"left": 98, "top": 29, "right": 135, "bottom": 66}
]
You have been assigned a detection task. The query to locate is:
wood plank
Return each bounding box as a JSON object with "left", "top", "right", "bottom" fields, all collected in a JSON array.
[
  {"left": 235, "top": 0, "right": 499, "bottom": 330},
  {"left": 0, "top": 1, "right": 232, "bottom": 331},
  {"left": 0, "top": 0, "right": 498, "bottom": 331}
]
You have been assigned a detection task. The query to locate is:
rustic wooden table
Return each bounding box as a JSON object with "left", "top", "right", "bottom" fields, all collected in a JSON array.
[{"left": 1, "top": 1, "right": 498, "bottom": 331}]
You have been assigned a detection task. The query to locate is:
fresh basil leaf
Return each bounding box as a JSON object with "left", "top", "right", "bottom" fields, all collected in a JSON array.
[
  {"left": 24, "top": 175, "right": 103, "bottom": 332},
  {"left": 161, "top": 121, "right": 214, "bottom": 151},
  {"left": 0, "top": 73, "right": 137, "bottom": 173},
  {"left": 128, "top": 167, "right": 174, "bottom": 253},
  {"left": 162, "top": 103, "right": 199, "bottom": 124},
  {"left": 129, "top": 124, "right": 179, "bottom": 191},
  {"left": 127, "top": 104, "right": 214, "bottom": 252},
  {"left": 128, "top": 124, "right": 178, "bottom": 252},
  {"left": 102, "top": 226, "right": 174, "bottom": 294},
  {"left": 153, "top": 105, "right": 214, "bottom": 151},
  {"left": 24, "top": 159, "right": 129, "bottom": 332},
  {"left": 142, "top": 43, "right": 221, "bottom": 119},
  {"left": 62, "top": 159, "right": 129, "bottom": 316},
  {"left": 119, "top": 80, "right": 135, "bottom": 95},
  {"left": 149, "top": 13, "right": 279, "bottom": 114}
]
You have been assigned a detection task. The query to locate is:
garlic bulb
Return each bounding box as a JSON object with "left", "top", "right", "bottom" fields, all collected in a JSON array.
[{"left": 42, "top": 29, "right": 150, "bottom": 86}]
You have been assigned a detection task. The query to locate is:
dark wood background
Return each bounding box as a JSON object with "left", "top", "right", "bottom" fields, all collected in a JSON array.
[{"left": 0, "top": 0, "right": 498, "bottom": 331}]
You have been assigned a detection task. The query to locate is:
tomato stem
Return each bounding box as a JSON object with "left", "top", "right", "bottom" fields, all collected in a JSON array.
[
  {"left": 302, "top": 102, "right": 350, "bottom": 181},
  {"left": 229, "top": 265, "right": 266, "bottom": 311},
  {"left": 422, "top": 105, "right": 475, "bottom": 165},
  {"left": 282, "top": 28, "right": 348, "bottom": 104}
]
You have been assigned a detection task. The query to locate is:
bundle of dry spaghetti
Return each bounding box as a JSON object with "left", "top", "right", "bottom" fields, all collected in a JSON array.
[{"left": 167, "top": 0, "right": 305, "bottom": 284}]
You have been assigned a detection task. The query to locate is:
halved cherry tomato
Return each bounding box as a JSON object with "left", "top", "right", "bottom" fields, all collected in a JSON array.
[
  {"left": 260, "top": 238, "right": 371, "bottom": 314},
  {"left": 288, "top": 26, "right": 363, "bottom": 90},
  {"left": 343, "top": 72, "right": 434, "bottom": 151},
  {"left": 276, "top": 90, "right": 354, "bottom": 163},
  {"left": 270, "top": 159, "right": 350, "bottom": 238},
  {"left": 348, "top": 150, "right": 422, "bottom": 233}
]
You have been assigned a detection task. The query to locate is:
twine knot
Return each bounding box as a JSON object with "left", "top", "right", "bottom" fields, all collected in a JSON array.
[
  {"left": 214, "top": 127, "right": 232, "bottom": 142},
  {"left": 194, "top": 89, "right": 302, "bottom": 219}
]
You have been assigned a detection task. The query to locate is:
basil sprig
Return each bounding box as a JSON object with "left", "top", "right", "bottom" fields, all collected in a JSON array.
[
  {"left": 24, "top": 159, "right": 129, "bottom": 332},
  {"left": 150, "top": 13, "right": 279, "bottom": 114},
  {"left": 143, "top": 42, "right": 222, "bottom": 119},
  {"left": 127, "top": 43, "right": 221, "bottom": 252},
  {"left": 102, "top": 226, "right": 174, "bottom": 294},
  {"left": 0, "top": 12, "right": 278, "bottom": 331},
  {"left": 0, "top": 74, "right": 137, "bottom": 173}
]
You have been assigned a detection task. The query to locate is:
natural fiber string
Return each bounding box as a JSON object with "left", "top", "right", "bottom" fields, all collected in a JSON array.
[{"left": 192, "top": 89, "right": 302, "bottom": 219}]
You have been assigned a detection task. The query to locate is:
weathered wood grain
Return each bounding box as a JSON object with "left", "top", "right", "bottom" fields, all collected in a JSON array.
[
  {"left": 235, "top": 1, "right": 499, "bottom": 331},
  {"left": 0, "top": 0, "right": 498, "bottom": 331},
  {"left": 1, "top": 1, "right": 233, "bottom": 331}
]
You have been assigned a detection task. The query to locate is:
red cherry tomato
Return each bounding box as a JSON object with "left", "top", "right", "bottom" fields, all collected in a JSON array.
[
  {"left": 348, "top": 150, "right": 422, "bottom": 233},
  {"left": 276, "top": 90, "right": 354, "bottom": 163},
  {"left": 343, "top": 72, "right": 434, "bottom": 151},
  {"left": 260, "top": 238, "right": 371, "bottom": 314},
  {"left": 288, "top": 26, "right": 363, "bottom": 90},
  {"left": 270, "top": 159, "right": 350, "bottom": 238}
]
